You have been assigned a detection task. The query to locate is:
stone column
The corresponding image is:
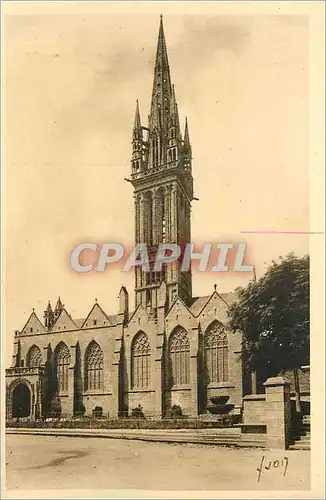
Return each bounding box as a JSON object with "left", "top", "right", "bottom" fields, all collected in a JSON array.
[
  {"left": 139, "top": 193, "right": 145, "bottom": 243},
  {"left": 152, "top": 188, "right": 157, "bottom": 245},
  {"left": 135, "top": 194, "right": 140, "bottom": 242},
  {"left": 137, "top": 193, "right": 145, "bottom": 299},
  {"left": 171, "top": 184, "right": 178, "bottom": 244},
  {"left": 111, "top": 324, "right": 124, "bottom": 418},
  {"left": 189, "top": 327, "right": 199, "bottom": 418},
  {"left": 263, "top": 376, "right": 291, "bottom": 450},
  {"left": 42, "top": 345, "right": 49, "bottom": 365},
  {"left": 11, "top": 338, "right": 20, "bottom": 367},
  {"left": 34, "top": 379, "right": 42, "bottom": 420},
  {"left": 251, "top": 370, "right": 257, "bottom": 394},
  {"left": 164, "top": 187, "right": 171, "bottom": 282},
  {"left": 170, "top": 184, "right": 178, "bottom": 289},
  {"left": 65, "top": 344, "right": 76, "bottom": 417},
  {"left": 164, "top": 187, "right": 170, "bottom": 236},
  {"left": 154, "top": 336, "right": 164, "bottom": 419},
  {"left": 31, "top": 383, "right": 36, "bottom": 421}
]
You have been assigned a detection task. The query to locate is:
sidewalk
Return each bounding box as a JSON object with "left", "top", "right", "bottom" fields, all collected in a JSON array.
[{"left": 6, "top": 426, "right": 266, "bottom": 447}]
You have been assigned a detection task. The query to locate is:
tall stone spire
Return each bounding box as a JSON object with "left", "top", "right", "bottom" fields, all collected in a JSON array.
[
  {"left": 130, "top": 16, "right": 194, "bottom": 308},
  {"left": 149, "top": 15, "right": 172, "bottom": 135}
]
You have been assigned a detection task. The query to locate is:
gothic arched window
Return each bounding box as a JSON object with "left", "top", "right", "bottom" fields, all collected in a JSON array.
[
  {"left": 131, "top": 332, "right": 151, "bottom": 389},
  {"left": 169, "top": 327, "right": 190, "bottom": 385},
  {"left": 54, "top": 342, "right": 70, "bottom": 393},
  {"left": 26, "top": 345, "right": 42, "bottom": 368},
  {"left": 85, "top": 341, "right": 104, "bottom": 391},
  {"left": 204, "top": 322, "right": 228, "bottom": 383}
]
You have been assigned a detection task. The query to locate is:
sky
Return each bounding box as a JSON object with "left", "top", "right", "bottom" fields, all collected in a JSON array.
[{"left": 3, "top": 5, "right": 310, "bottom": 366}]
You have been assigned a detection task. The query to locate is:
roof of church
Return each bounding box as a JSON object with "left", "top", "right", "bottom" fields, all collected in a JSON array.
[
  {"left": 21, "top": 289, "right": 239, "bottom": 334},
  {"left": 190, "top": 296, "right": 210, "bottom": 315},
  {"left": 74, "top": 319, "right": 85, "bottom": 329},
  {"left": 73, "top": 313, "right": 121, "bottom": 328},
  {"left": 190, "top": 292, "right": 237, "bottom": 316}
]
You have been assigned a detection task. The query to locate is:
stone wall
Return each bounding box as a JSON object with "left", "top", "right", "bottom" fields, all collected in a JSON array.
[
  {"left": 242, "top": 394, "right": 267, "bottom": 424},
  {"left": 242, "top": 377, "right": 292, "bottom": 449}
]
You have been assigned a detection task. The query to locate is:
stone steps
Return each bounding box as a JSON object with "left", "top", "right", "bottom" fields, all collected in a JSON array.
[
  {"left": 6, "top": 427, "right": 266, "bottom": 448},
  {"left": 289, "top": 415, "right": 310, "bottom": 450},
  {"left": 289, "top": 441, "right": 310, "bottom": 451}
]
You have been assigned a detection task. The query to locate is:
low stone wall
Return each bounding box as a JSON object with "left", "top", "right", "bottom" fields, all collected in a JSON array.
[
  {"left": 242, "top": 377, "right": 292, "bottom": 450},
  {"left": 243, "top": 394, "right": 267, "bottom": 425}
]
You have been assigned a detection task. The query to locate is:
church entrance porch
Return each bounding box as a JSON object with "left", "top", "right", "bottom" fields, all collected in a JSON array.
[
  {"left": 6, "top": 369, "right": 42, "bottom": 421},
  {"left": 12, "top": 383, "right": 31, "bottom": 418}
]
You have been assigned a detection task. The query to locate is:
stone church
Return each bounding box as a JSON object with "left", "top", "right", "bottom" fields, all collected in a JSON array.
[{"left": 6, "top": 17, "right": 243, "bottom": 421}]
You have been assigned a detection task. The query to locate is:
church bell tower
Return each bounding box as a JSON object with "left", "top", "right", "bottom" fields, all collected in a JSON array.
[{"left": 130, "top": 16, "right": 194, "bottom": 310}]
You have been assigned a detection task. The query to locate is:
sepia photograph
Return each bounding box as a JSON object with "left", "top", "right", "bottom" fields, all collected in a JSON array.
[{"left": 1, "top": 1, "right": 324, "bottom": 498}]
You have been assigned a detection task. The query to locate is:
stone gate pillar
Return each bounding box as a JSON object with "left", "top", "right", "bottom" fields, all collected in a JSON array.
[{"left": 264, "top": 376, "right": 291, "bottom": 450}]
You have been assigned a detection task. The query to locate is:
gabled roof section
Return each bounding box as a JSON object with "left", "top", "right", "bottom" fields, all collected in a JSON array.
[
  {"left": 127, "top": 304, "right": 149, "bottom": 325},
  {"left": 219, "top": 291, "right": 237, "bottom": 306},
  {"left": 50, "top": 308, "right": 78, "bottom": 332},
  {"left": 74, "top": 318, "right": 85, "bottom": 329},
  {"left": 165, "top": 295, "right": 194, "bottom": 319},
  {"left": 190, "top": 290, "right": 236, "bottom": 317},
  {"left": 107, "top": 314, "right": 120, "bottom": 326},
  {"left": 20, "top": 311, "right": 45, "bottom": 335},
  {"left": 190, "top": 296, "right": 210, "bottom": 316},
  {"left": 81, "top": 302, "right": 112, "bottom": 329}
]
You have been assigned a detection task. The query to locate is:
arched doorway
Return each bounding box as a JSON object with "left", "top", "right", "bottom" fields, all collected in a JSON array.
[{"left": 12, "top": 383, "right": 31, "bottom": 418}]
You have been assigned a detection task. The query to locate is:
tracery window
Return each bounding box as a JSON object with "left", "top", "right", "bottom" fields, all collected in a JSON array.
[
  {"left": 26, "top": 345, "right": 42, "bottom": 367},
  {"left": 54, "top": 342, "right": 70, "bottom": 393},
  {"left": 131, "top": 332, "right": 151, "bottom": 389},
  {"left": 85, "top": 341, "right": 104, "bottom": 391},
  {"left": 204, "top": 322, "right": 228, "bottom": 383},
  {"left": 169, "top": 327, "right": 190, "bottom": 385}
]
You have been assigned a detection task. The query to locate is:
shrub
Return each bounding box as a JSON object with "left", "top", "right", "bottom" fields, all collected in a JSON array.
[
  {"left": 49, "top": 396, "right": 62, "bottom": 419},
  {"left": 131, "top": 405, "right": 145, "bottom": 419},
  {"left": 6, "top": 413, "right": 242, "bottom": 430},
  {"left": 165, "top": 405, "right": 183, "bottom": 419}
]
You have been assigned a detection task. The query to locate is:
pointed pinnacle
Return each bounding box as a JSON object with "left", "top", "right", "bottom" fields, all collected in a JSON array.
[
  {"left": 134, "top": 99, "right": 141, "bottom": 129},
  {"left": 55, "top": 296, "right": 63, "bottom": 312},
  {"left": 184, "top": 117, "right": 191, "bottom": 149}
]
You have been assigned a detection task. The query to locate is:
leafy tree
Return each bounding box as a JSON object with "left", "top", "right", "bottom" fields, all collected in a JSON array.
[{"left": 228, "top": 253, "right": 309, "bottom": 412}]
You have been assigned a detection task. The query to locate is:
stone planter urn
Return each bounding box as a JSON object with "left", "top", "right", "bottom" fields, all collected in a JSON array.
[{"left": 207, "top": 396, "right": 234, "bottom": 415}]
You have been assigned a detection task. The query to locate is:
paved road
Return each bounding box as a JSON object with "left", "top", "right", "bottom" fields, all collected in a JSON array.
[{"left": 6, "top": 434, "right": 310, "bottom": 493}]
